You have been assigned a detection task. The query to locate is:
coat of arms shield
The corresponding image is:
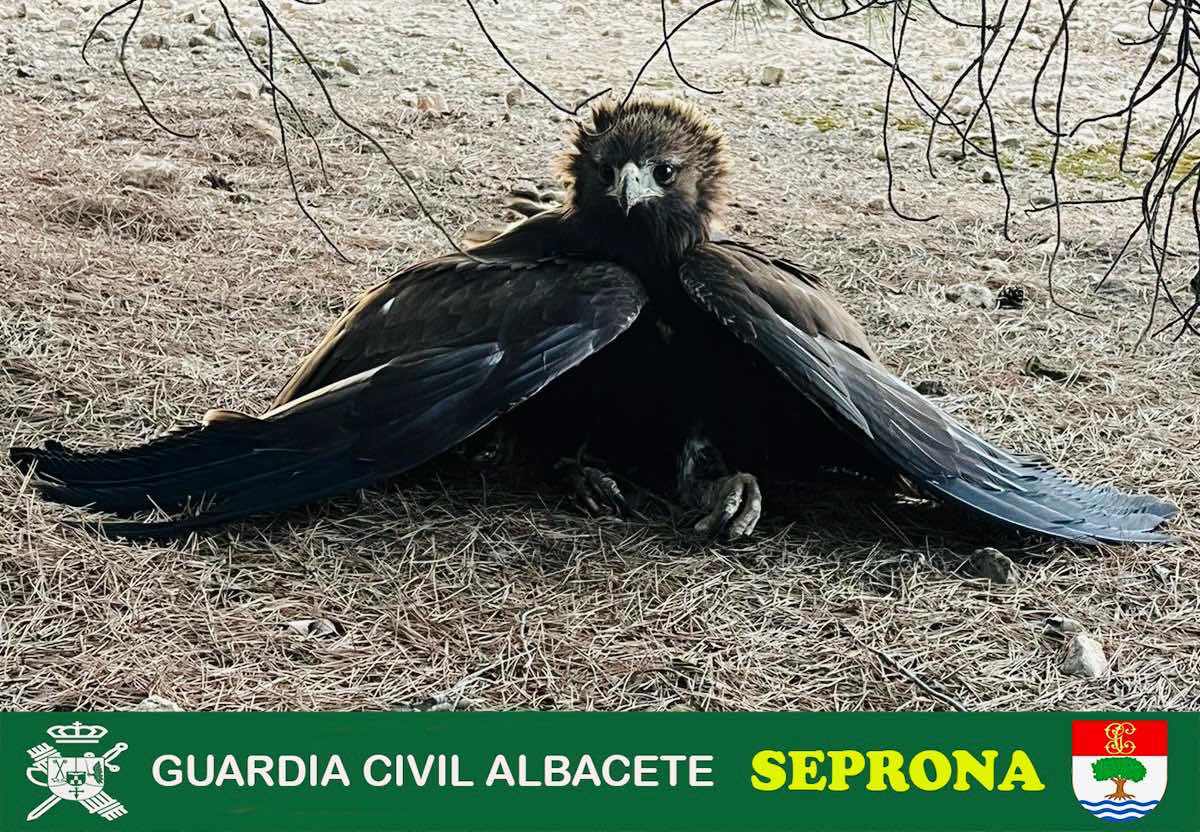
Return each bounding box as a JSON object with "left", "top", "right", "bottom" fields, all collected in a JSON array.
[{"left": 1072, "top": 719, "right": 1168, "bottom": 823}]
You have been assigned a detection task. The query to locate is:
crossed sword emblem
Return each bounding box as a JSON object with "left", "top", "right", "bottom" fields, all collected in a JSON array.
[{"left": 26, "top": 740, "right": 128, "bottom": 821}]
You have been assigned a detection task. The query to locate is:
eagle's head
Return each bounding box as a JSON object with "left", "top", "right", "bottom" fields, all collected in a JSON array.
[{"left": 559, "top": 97, "right": 731, "bottom": 262}]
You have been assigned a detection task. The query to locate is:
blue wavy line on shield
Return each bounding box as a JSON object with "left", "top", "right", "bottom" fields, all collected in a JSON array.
[
  {"left": 1080, "top": 800, "right": 1159, "bottom": 809},
  {"left": 1089, "top": 811, "right": 1152, "bottom": 823}
]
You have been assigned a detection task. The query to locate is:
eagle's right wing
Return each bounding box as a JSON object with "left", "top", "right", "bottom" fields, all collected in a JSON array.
[{"left": 11, "top": 255, "right": 646, "bottom": 538}]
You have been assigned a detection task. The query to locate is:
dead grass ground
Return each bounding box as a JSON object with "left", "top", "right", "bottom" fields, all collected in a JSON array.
[{"left": 1, "top": 1, "right": 1198, "bottom": 711}]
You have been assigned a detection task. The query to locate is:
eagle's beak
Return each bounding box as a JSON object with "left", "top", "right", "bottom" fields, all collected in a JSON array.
[{"left": 612, "top": 162, "right": 655, "bottom": 215}]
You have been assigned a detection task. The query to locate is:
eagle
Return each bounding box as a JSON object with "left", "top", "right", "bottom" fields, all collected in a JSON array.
[{"left": 10, "top": 97, "right": 1176, "bottom": 544}]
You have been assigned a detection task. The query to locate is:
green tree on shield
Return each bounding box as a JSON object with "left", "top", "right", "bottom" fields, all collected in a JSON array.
[{"left": 1091, "top": 757, "right": 1147, "bottom": 801}]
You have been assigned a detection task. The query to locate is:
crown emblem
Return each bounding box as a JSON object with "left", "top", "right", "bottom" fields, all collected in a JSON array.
[{"left": 46, "top": 721, "right": 108, "bottom": 745}]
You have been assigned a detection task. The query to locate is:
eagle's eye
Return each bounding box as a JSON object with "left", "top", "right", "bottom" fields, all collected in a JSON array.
[{"left": 653, "top": 162, "right": 678, "bottom": 186}]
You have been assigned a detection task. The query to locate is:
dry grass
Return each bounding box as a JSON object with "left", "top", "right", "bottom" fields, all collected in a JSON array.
[{"left": 1, "top": 1, "right": 1198, "bottom": 712}]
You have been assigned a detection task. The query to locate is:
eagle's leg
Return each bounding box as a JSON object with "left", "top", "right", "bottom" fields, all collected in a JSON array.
[
  {"left": 677, "top": 423, "right": 762, "bottom": 541},
  {"left": 556, "top": 456, "right": 627, "bottom": 516}
]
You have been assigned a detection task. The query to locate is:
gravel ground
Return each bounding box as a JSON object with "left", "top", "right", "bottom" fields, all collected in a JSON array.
[{"left": 1, "top": 0, "right": 1197, "bottom": 711}]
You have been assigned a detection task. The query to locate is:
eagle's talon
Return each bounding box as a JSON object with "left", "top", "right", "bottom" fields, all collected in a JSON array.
[
  {"left": 694, "top": 472, "right": 762, "bottom": 541},
  {"left": 560, "top": 461, "right": 627, "bottom": 517}
]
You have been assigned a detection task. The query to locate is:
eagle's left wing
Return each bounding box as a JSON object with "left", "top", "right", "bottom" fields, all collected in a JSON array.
[{"left": 679, "top": 240, "right": 1175, "bottom": 544}]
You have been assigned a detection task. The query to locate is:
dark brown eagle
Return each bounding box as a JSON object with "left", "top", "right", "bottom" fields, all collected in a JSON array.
[{"left": 10, "top": 98, "right": 1176, "bottom": 543}]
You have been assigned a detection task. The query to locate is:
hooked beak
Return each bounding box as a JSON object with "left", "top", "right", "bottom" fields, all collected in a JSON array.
[{"left": 611, "top": 162, "right": 656, "bottom": 216}]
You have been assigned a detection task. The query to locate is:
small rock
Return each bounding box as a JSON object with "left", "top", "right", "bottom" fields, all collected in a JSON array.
[
  {"left": 2, "top": 1, "right": 27, "bottom": 19},
  {"left": 951, "top": 99, "right": 974, "bottom": 115},
  {"left": 414, "top": 93, "right": 446, "bottom": 113},
  {"left": 980, "top": 168, "right": 997, "bottom": 183},
  {"left": 286, "top": 618, "right": 339, "bottom": 638},
  {"left": 134, "top": 694, "right": 182, "bottom": 712},
  {"left": 760, "top": 66, "right": 785, "bottom": 86},
  {"left": 1046, "top": 615, "right": 1084, "bottom": 636},
  {"left": 336, "top": 54, "right": 360, "bottom": 75},
  {"left": 937, "top": 146, "right": 967, "bottom": 162},
  {"left": 91, "top": 27, "right": 114, "bottom": 42},
  {"left": 1019, "top": 32, "right": 1045, "bottom": 50},
  {"left": 969, "top": 547, "right": 1016, "bottom": 583},
  {"left": 1031, "top": 194, "right": 1054, "bottom": 208},
  {"left": 504, "top": 85, "right": 524, "bottom": 108},
  {"left": 979, "top": 258, "right": 1009, "bottom": 272},
  {"left": 915, "top": 380, "right": 947, "bottom": 396},
  {"left": 997, "top": 285, "right": 1027, "bottom": 309},
  {"left": 401, "top": 165, "right": 426, "bottom": 182},
  {"left": 118, "top": 156, "right": 182, "bottom": 191},
  {"left": 202, "top": 20, "right": 227, "bottom": 40},
  {"left": 1110, "top": 22, "right": 1141, "bottom": 40},
  {"left": 232, "top": 80, "right": 257, "bottom": 100},
  {"left": 937, "top": 57, "right": 964, "bottom": 72},
  {"left": 139, "top": 32, "right": 168, "bottom": 49},
  {"left": 1061, "top": 633, "right": 1107, "bottom": 677},
  {"left": 874, "top": 145, "right": 887, "bottom": 161},
  {"left": 15, "top": 64, "right": 36, "bottom": 78},
  {"left": 945, "top": 282, "right": 994, "bottom": 310},
  {"left": 181, "top": 10, "right": 208, "bottom": 24},
  {"left": 865, "top": 195, "right": 886, "bottom": 213},
  {"left": 894, "top": 136, "right": 921, "bottom": 151},
  {"left": 187, "top": 34, "right": 207, "bottom": 48}
]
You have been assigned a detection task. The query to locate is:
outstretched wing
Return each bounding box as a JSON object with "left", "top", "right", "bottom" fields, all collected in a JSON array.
[
  {"left": 13, "top": 255, "right": 645, "bottom": 537},
  {"left": 679, "top": 240, "right": 1175, "bottom": 544}
]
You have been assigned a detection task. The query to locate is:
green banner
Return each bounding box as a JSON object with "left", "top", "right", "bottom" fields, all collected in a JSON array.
[{"left": 1, "top": 713, "right": 1194, "bottom": 831}]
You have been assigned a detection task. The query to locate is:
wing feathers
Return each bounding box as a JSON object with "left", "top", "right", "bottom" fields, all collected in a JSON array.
[{"left": 681, "top": 241, "right": 1174, "bottom": 545}]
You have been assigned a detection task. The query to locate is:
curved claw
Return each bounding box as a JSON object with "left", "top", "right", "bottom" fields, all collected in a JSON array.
[
  {"left": 694, "top": 472, "right": 762, "bottom": 541},
  {"left": 560, "top": 462, "right": 627, "bottom": 517}
]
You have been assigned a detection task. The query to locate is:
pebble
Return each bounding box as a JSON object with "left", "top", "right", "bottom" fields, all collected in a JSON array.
[
  {"left": 1046, "top": 615, "right": 1084, "bottom": 636},
  {"left": 979, "top": 258, "right": 1009, "bottom": 272},
  {"left": 1110, "top": 22, "right": 1142, "bottom": 39},
  {"left": 118, "top": 156, "right": 183, "bottom": 191},
  {"left": 336, "top": 54, "right": 360, "bottom": 75},
  {"left": 865, "top": 195, "right": 886, "bottom": 213},
  {"left": 760, "top": 66, "right": 785, "bottom": 86},
  {"left": 134, "top": 694, "right": 183, "bottom": 712},
  {"left": 1061, "top": 633, "right": 1108, "bottom": 678},
  {"left": 202, "top": 21, "right": 228, "bottom": 40},
  {"left": 945, "top": 282, "right": 995, "bottom": 309},
  {"left": 505, "top": 85, "right": 524, "bottom": 108},
  {"left": 232, "top": 81, "right": 258, "bottom": 100},
  {"left": 187, "top": 34, "right": 207, "bottom": 48},
  {"left": 969, "top": 547, "right": 1016, "bottom": 583},
  {"left": 980, "top": 168, "right": 997, "bottom": 183},
  {"left": 139, "top": 32, "right": 168, "bottom": 49},
  {"left": 414, "top": 93, "right": 446, "bottom": 113},
  {"left": 915, "top": 380, "right": 947, "bottom": 396}
]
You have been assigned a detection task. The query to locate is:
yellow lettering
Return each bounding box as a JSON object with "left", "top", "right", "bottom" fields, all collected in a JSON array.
[
  {"left": 828, "top": 750, "right": 865, "bottom": 791},
  {"left": 909, "top": 751, "right": 952, "bottom": 791},
  {"left": 750, "top": 750, "right": 787, "bottom": 792},
  {"left": 952, "top": 750, "right": 997, "bottom": 791},
  {"left": 786, "top": 751, "right": 827, "bottom": 791},
  {"left": 866, "top": 750, "right": 910, "bottom": 792},
  {"left": 998, "top": 750, "right": 1044, "bottom": 792}
]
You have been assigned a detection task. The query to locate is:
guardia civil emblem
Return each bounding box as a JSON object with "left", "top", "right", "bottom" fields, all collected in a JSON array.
[
  {"left": 25, "top": 721, "right": 128, "bottom": 822},
  {"left": 1072, "top": 719, "right": 1168, "bottom": 823}
]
